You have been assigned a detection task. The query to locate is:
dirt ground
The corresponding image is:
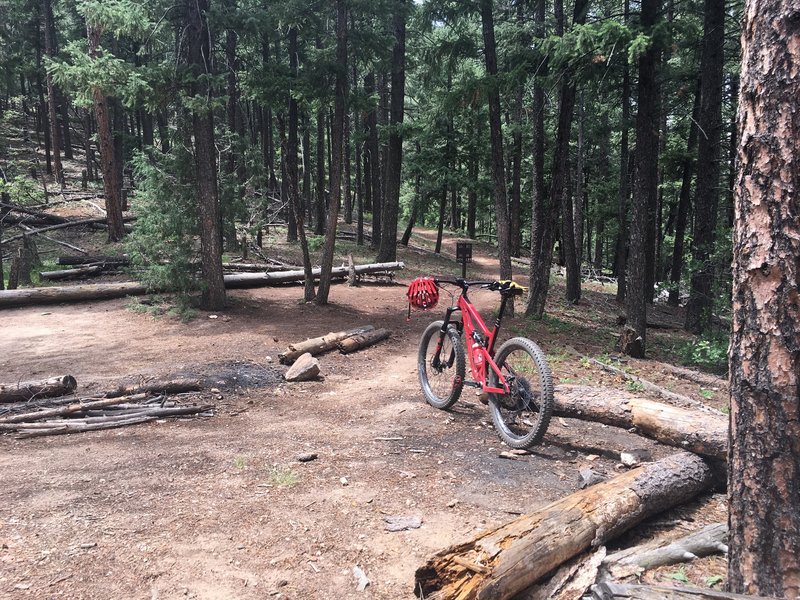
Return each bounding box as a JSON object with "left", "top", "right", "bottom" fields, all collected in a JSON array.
[{"left": 0, "top": 229, "right": 728, "bottom": 599}]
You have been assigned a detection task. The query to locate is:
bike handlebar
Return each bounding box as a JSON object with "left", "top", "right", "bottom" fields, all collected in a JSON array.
[{"left": 433, "top": 277, "right": 495, "bottom": 289}]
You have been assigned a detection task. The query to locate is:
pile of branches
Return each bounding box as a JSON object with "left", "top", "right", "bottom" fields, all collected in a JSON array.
[{"left": 0, "top": 392, "right": 214, "bottom": 439}]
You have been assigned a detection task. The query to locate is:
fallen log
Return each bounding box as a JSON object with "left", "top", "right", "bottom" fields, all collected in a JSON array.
[
  {"left": 0, "top": 202, "right": 69, "bottom": 224},
  {"left": 0, "top": 375, "right": 77, "bottom": 403},
  {"left": 223, "top": 261, "right": 404, "bottom": 288},
  {"left": 39, "top": 265, "right": 108, "bottom": 280},
  {"left": 338, "top": 328, "right": 391, "bottom": 354},
  {"left": 414, "top": 452, "right": 717, "bottom": 600},
  {"left": 4, "top": 218, "right": 111, "bottom": 243},
  {"left": 0, "top": 394, "right": 149, "bottom": 424},
  {"left": 591, "top": 582, "right": 781, "bottom": 600},
  {"left": 279, "top": 326, "right": 375, "bottom": 365},
  {"left": 0, "top": 281, "right": 148, "bottom": 308},
  {"left": 104, "top": 377, "right": 203, "bottom": 398},
  {"left": 565, "top": 347, "right": 723, "bottom": 415},
  {"left": 601, "top": 523, "right": 727, "bottom": 579},
  {"left": 0, "top": 262, "right": 405, "bottom": 308},
  {"left": 221, "top": 261, "right": 301, "bottom": 272},
  {"left": 553, "top": 385, "right": 728, "bottom": 461},
  {"left": 57, "top": 255, "right": 129, "bottom": 266}
]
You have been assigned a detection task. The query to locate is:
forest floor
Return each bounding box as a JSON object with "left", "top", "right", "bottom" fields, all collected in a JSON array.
[
  {"left": 0, "top": 119, "right": 730, "bottom": 599},
  {"left": 0, "top": 225, "right": 731, "bottom": 600}
]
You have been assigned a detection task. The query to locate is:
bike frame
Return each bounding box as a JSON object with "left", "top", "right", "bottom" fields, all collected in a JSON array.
[{"left": 433, "top": 279, "right": 512, "bottom": 394}]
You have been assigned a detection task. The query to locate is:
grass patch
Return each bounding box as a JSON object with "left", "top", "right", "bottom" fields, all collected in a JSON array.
[
  {"left": 125, "top": 295, "right": 198, "bottom": 322},
  {"left": 267, "top": 464, "right": 300, "bottom": 488}
]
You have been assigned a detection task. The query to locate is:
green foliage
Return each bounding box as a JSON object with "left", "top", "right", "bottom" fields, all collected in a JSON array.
[
  {"left": 0, "top": 171, "right": 45, "bottom": 205},
  {"left": 705, "top": 575, "right": 724, "bottom": 588},
  {"left": 124, "top": 149, "right": 199, "bottom": 296},
  {"left": 125, "top": 295, "right": 199, "bottom": 322},
  {"left": 666, "top": 567, "right": 690, "bottom": 583},
  {"left": 307, "top": 235, "right": 324, "bottom": 253},
  {"left": 680, "top": 331, "right": 729, "bottom": 372}
]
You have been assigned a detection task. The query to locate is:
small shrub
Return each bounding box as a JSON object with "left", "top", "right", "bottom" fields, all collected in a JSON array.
[
  {"left": 268, "top": 465, "right": 300, "bottom": 488},
  {"left": 680, "top": 331, "right": 729, "bottom": 372},
  {"left": 307, "top": 235, "right": 324, "bottom": 253}
]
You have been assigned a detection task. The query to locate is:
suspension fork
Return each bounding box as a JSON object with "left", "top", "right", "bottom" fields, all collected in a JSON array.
[{"left": 432, "top": 306, "right": 462, "bottom": 370}]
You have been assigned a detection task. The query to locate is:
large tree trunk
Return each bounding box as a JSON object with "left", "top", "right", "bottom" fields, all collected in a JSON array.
[
  {"left": 415, "top": 452, "right": 717, "bottom": 600},
  {"left": 316, "top": 0, "right": 348, "bottom": 306},
  {"left": 185, "top": 0, "right": 225, "bottom": 310},
  {"left": 376, "top": 0, "right": 406, "bottom": 263},
  {"left": 624, "top": 0, "right": 660, "bottom": 357},
  {"left": 728, "top": 0, "right": 800, "bottom": 595},
  {"left": 364, "top": 72, "right": 381, "bottom": 249},
  {"left": 479, "top": 0, "right": 512, "bottom": 289},
  {"left": 684, "top": 0, "right": 725, "bottom": 334},
  {"left": 87, "top": 24, "right": 125, "bottom": 242}
]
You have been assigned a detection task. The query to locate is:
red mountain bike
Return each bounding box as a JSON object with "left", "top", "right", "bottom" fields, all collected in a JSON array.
[{"left": 410, "top": 277, "right": 554, "bottom": 449}]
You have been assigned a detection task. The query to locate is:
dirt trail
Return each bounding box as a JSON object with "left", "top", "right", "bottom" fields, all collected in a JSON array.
[{"left": 0, "top": 235, "right": 723, "bottom": 599}]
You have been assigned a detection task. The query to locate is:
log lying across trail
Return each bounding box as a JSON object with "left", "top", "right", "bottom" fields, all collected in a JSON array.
[
  {"left": 0, "top": 375, "right": 77, "bottom": 403},
  {"left": 279, "top": 326, "right": 375, "bottom": 364},
  {"left": 0, "top": 261, "right": 404, "bottom": 308},
  {"left": 553, "top": 385, "right": 728, "bottom": 461},
  {"left": 415, "top": 452, "right": 717, "bottom": 600}
]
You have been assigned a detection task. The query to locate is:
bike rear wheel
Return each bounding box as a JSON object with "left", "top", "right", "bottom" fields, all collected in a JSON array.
[
  {"left": 418, "top": 320, "right": 465, "bottom": 410},
  {"left": 488, "top": 337, "right": 553, "bottom": 449}
]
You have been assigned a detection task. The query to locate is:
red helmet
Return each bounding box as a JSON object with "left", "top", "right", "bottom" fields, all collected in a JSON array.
[{"left": 407, "top": 277, "right": 439, "bottom": 310}]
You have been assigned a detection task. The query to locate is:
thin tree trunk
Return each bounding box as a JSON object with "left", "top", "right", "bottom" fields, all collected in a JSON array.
[
  {"left": 87, "top": 25, "right": 125, "bottom": 242},
  {"left": 668, "top": 79, "right": 701, "bottom": 307},
  {"left": 34, "top": 19, "right": 52, "bottom": 177},
  {"left": 435, "top": 184, "right": 447, "bottom": 254},
  {"left": 624, "top": 0, "right": 660, "bottom": 357},
  {"left": 186, "top": 0, "right": 225, "bottom": 309},
  {"left": 377, "top": 0, "right": 406, "bottom": 263},
  {"left": 42, "top": 0, "right": 63, "bottom": 187},
  {"left": 685, "top": 0, "right": 725, "bottom": 334},
  {"left": 315, "top": 106, "right": 326, "bottom": 235},
  {"left": 479, "top": 0, "right": 512, "bottom": 294},
  {"left": 614, "top": 0, "right": 631, "bottom": 303},
  {"left": 729, "top": 0, "right": 800, "bottom": 594},
  {"left": 526, "top": 0, "right": 549, "bottom": 317},
  {"left": 287, "top": 28, "right": 315, "bottom": 302},
  {"left": 574, "top": 92, "right": 585, "bottom": 268},
  {"left": 316, "top": 0, "right": 347, "bottom": 305},
  {"left": 364, "top": 72, "right": 381, "bottom": 248}
]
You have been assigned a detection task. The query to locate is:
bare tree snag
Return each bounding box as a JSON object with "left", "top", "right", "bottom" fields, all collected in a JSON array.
[
  {"left": 338, "top": 328, "right": 391, "bottom": 354},
  {"left": 553, "top": 385, "right": 728, "bottom": 461},
  {"left": 602, "top": 523, "right": 727, "bottom": 579},
  {"left": 279, "top": 326, "right": 375, "bottom": 364},
  {"left": 0, "top": 375, "right": 77, "bottom": 403},
  {"left": 415, "top": 452, "right": 716, "bottom": 600},
  {"left": 591, "top": 582, "right": 781, "bottom": 600}
]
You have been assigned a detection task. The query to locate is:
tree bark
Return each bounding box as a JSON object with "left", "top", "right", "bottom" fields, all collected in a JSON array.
[
  {"left": 728, "top": 0, "right": 800, "bottom": 595},
  {"left": 364, "top": 72, "right": 381, "bottom": 249},
  {"left": 684, "top": 0, "right": 725, "bottom": 334},
  {"left": 338, "top": 327, "right": 391, "bottom": 354},
  {"left": 415, "top": 452, "right": 717, "bottom": 600},
  {"left": 614, "top": 0, "right": 631, "bottom": 303},
  {"left": 592, "top": 582, "right": 781, "bottom": 600}
]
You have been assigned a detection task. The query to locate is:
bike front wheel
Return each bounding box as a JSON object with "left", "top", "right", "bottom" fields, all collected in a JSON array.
[
  {"left": 488, "top": 337, "right": 554, "bottom": 449},
  {"left": 418, "top": 320, "right": 465, "bottom": 410}
]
